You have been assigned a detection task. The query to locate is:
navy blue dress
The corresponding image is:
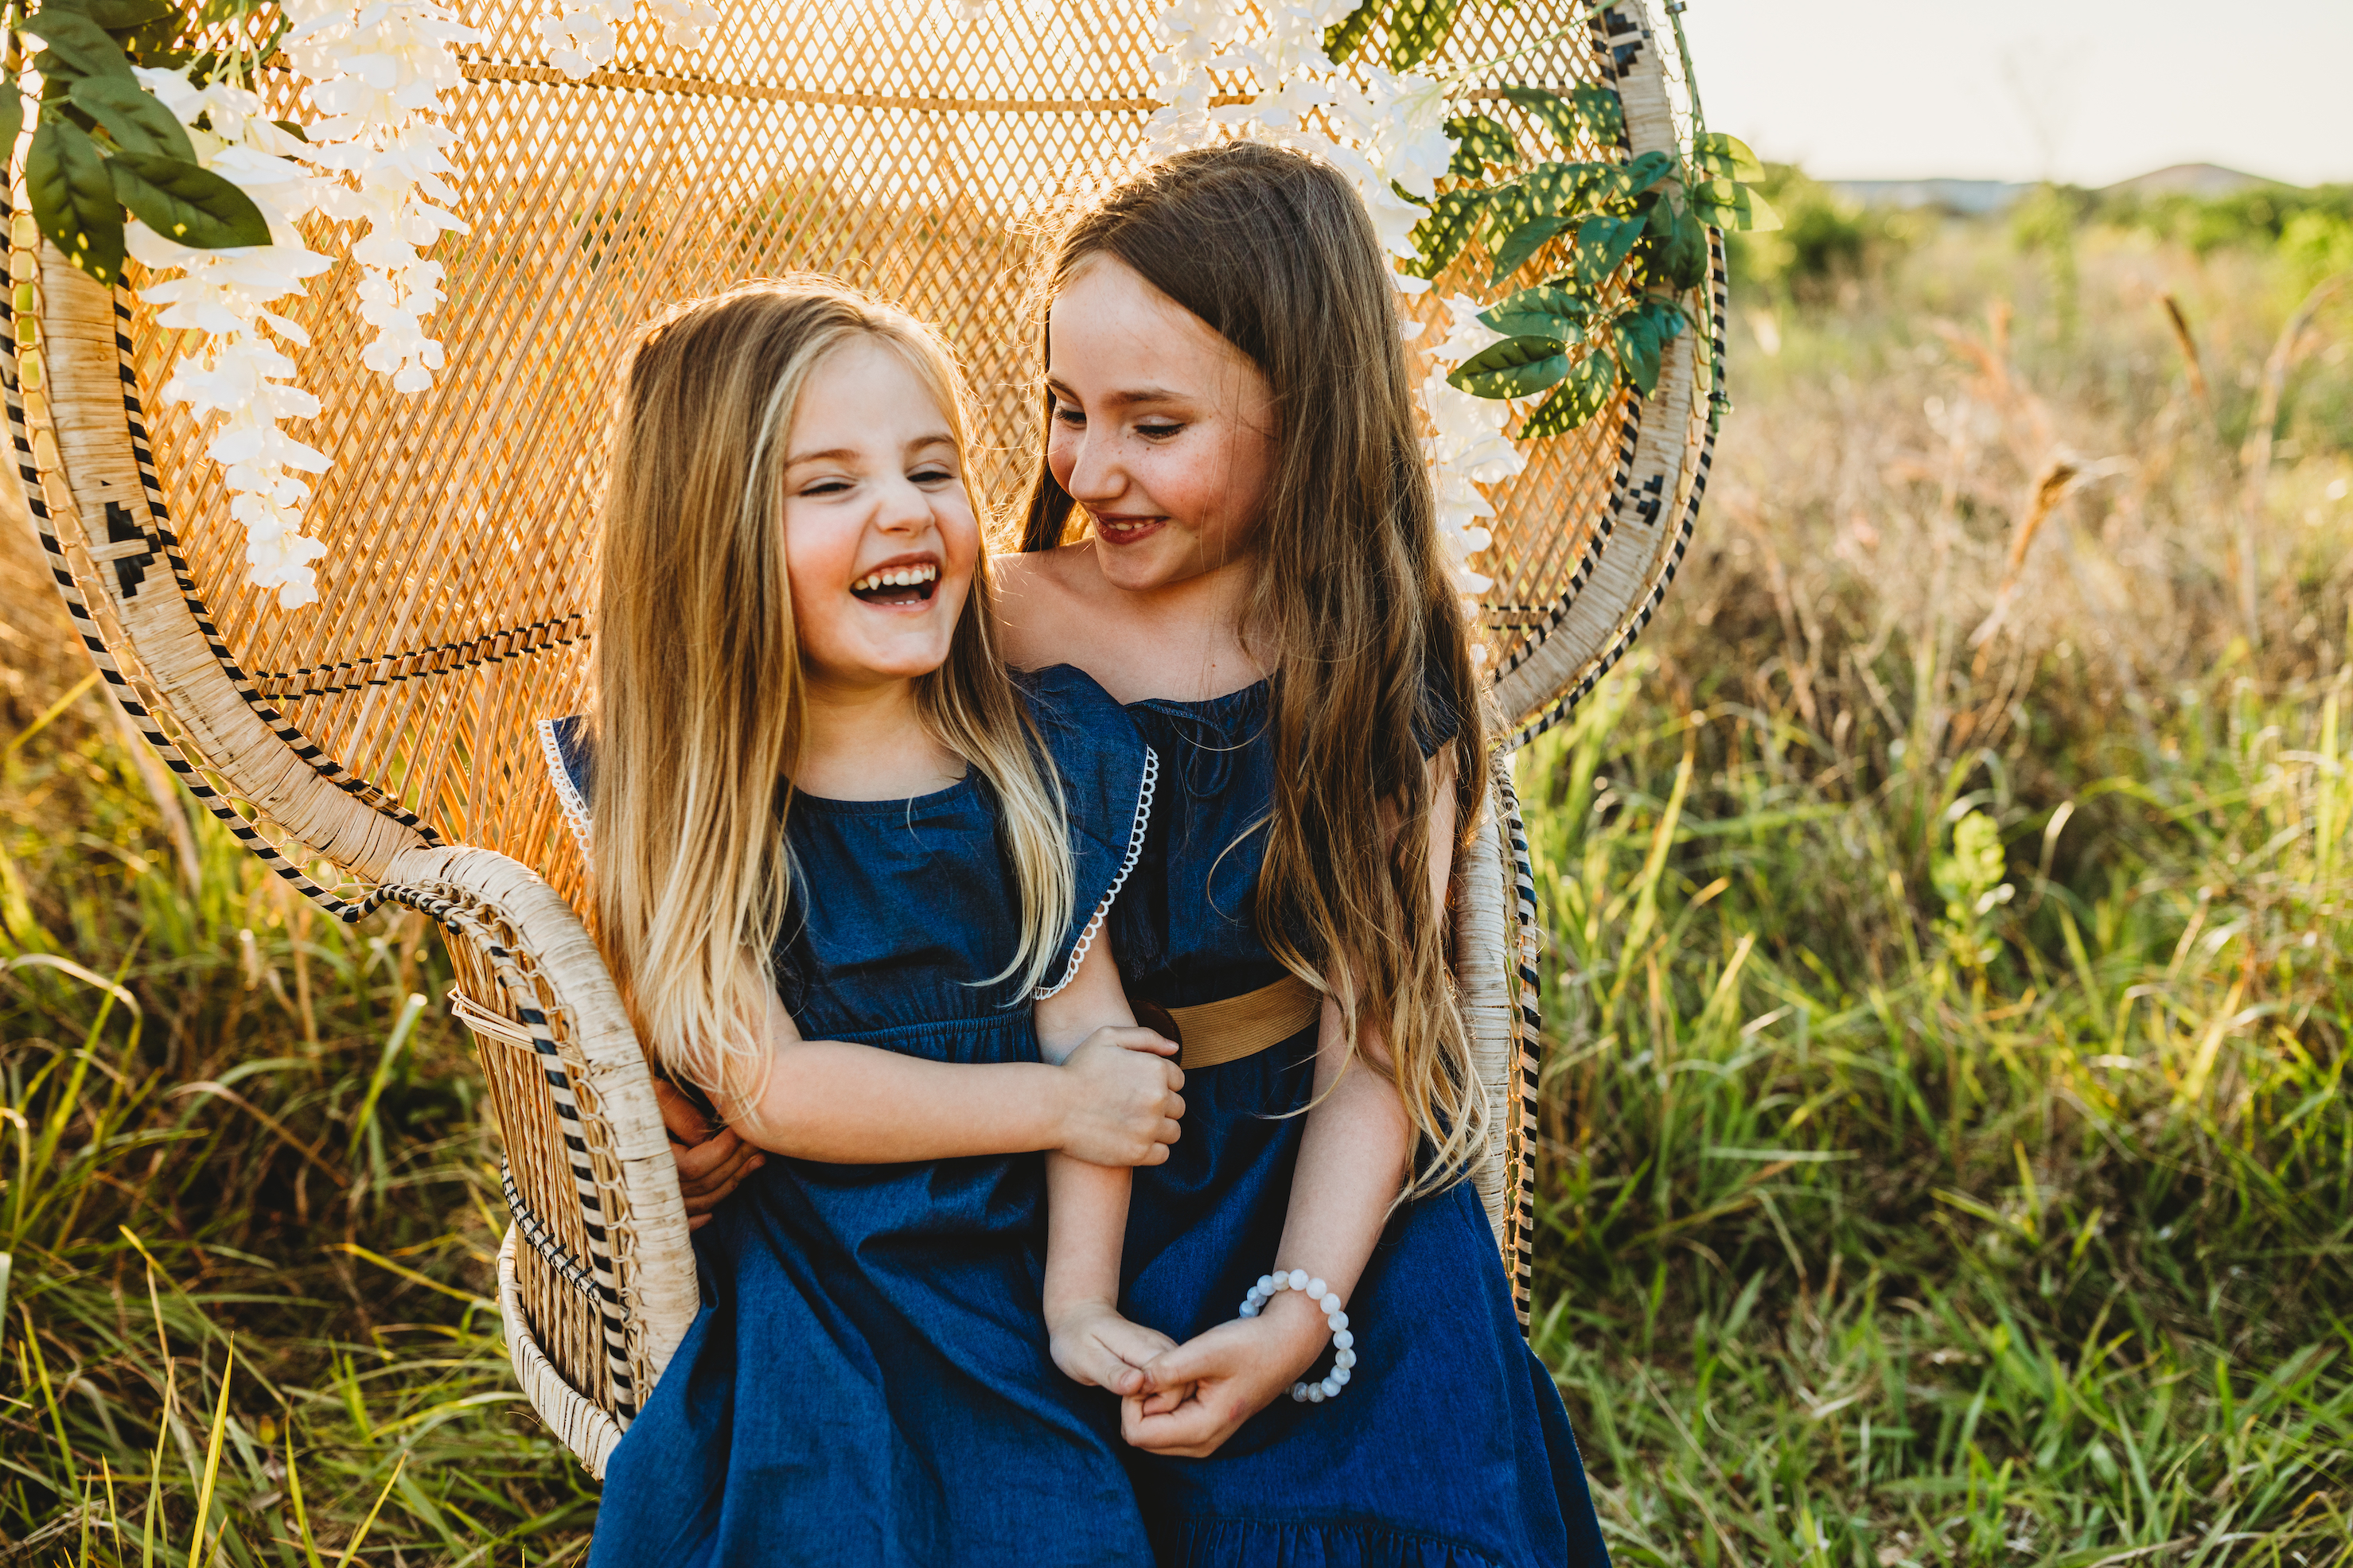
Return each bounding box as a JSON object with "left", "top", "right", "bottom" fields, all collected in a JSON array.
[
  {"left": 563, "top": 665, "right": 1159, "bottom": 1567},
  {"left": 1113, "top": 677, "right": 1611, "bottom": 1568}
]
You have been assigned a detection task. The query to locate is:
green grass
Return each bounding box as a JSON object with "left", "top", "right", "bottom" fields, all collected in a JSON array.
[
  {"left": 1520, "top": 655, "right": 2353, "bottom": 1566},
  {"left": 5, "top": 203, "right": 2353, "bottom": 1564},
  {"left": 1, "top": 717, "right": 594, "bottom": 1564}
]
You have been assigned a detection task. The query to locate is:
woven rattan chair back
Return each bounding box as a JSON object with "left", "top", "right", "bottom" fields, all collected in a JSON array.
[
  {"left": 44, "top": 0, "right": 1706, "bottom": 909},
  {"left": 10, "top": 0, "right": 1712, "bottom": 1473}
]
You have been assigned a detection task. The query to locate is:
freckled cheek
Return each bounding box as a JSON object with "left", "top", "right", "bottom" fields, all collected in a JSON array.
[
  {"left": 1046, "top": 430, "right": 1079, "bottom": 491},
  {"left": 1136, "top": 451, "right": 1217, "bottom": 532}
]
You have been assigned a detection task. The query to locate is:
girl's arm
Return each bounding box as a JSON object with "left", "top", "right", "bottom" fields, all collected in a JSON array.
[
  {"left": 1121, "top": 749, "right": 1457, "bottom": 1456},
  {"left": 1036, "top": 938, "right": 1187, "bottom": 1398},
  {"left": 716, "top": 966, "right": 1182, "bottom": 1167}
]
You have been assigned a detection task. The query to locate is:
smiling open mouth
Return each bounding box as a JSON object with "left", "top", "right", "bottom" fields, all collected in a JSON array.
[{"left": 851, "top": 564, "right": 939, "bottom": 605}]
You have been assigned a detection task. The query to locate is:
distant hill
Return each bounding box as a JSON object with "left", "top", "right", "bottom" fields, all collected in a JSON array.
[
  {"left": 1829, "top": 164, "right": 2288, "bottom": 216},
  {"left": 2100, "top": 163, "right": 2276, "bottom": 200}
]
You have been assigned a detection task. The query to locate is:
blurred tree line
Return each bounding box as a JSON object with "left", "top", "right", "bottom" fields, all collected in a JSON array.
[{"left": 1725, "top": 163, "right": 2353, "bottom": 460}]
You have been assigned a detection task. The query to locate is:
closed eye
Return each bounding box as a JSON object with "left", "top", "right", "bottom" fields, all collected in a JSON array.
[
  {"left": 1053, "top": 403, "right": 1085, "bottom": 429},
  {"left": 910, "top": 465, "right": 956, "bottom": 487},
  {"left": 1136, "top": 422, "right": 1184, "bottom": 439},
  {"left": 799, "top": 477, "right": 852, "bottom": 496}
]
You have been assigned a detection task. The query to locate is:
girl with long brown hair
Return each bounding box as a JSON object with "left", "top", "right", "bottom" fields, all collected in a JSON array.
[
  {"left": 996, "top": 143, "right": 1612, "bottom": 1564},
  {"left": 557, "top": 278, "right": 1186, "bottom": 1565}
]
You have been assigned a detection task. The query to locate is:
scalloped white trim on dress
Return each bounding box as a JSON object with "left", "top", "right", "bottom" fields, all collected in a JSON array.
[
  {"left": 537, "top": 716, "right": 594, "bottom": 873},
  {"left": 1033, "top": 745, "right": 1159, "bottom": 1001}
]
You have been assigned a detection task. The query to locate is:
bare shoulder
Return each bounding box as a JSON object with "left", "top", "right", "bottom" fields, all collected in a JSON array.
[{"left": 992, "top": 543, "right": 1105, "bottom": 671}]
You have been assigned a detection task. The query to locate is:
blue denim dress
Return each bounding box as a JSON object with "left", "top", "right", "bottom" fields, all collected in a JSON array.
[
  {"left": 1112, "top": 676, "right": 1611, "bottom": 1568},
  {"left": 565, "top": 664, "right": 1159, "bottom": 1567}
]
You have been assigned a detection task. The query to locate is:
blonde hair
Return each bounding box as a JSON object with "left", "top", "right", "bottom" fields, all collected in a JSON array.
[
  {"left": 594, "top": 277, "right": 1073, "bottom": 1111},
  {"left": 1023, "top": 146, "right": 1491, "bottom": 1196}
]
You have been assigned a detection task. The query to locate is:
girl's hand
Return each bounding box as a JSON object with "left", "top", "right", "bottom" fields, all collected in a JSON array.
[
  {"left": 1119, "top": 1290, "right": 1330, "bottom": 1457},
  {"left": 1047, "top": 1299, "right": 1182, "bottom": 1399},
  {"left": 1056, "top": 1026, "right": 1184, "bottom": 1166},
  {"left": 655, "top": 1076, "right": 765, "bottom": 1229}
]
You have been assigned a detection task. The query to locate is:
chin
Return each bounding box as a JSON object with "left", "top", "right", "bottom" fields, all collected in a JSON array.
[
  {"left": 867, "top": 643, "right": 956, "bottom": 681},
  {"left": 1094, "top": 538, "right": 1196, "bottom": 591}
]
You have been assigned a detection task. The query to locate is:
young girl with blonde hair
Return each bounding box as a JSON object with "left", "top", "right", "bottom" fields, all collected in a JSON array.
[
  {"left": 996, "top": 143, "right": 1613, "bottom": 1565},
  {"left": 560, "top": 278, "right": 1185, "bottom": 1565}
]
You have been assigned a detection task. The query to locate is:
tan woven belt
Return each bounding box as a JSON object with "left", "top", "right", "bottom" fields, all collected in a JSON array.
[{"left": 1136, "top": 974, "right": 1324, "bottom": 1072}]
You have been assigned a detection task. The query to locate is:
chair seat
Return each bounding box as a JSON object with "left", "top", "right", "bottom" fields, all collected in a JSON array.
[{"left": 499, "top": 1224, "right": 628, "bottom": 1478}]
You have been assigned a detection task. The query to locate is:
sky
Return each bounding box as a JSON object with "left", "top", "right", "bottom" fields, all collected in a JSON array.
[{"left": 1676, "top": 0, "right": 2353, "bottom": 189}]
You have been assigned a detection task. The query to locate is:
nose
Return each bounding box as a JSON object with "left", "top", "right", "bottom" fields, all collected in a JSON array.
[
  {"left": 873, "top": 469, "right": 938, "bottom": 536},
  {"left": 1060, "top": 421, "right": 1126, "bottom": 506}
]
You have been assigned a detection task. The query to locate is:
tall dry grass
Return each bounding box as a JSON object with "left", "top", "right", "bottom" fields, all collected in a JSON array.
[{"left": 1517, "top": 215, "right": 2353, "bottom": 1562}]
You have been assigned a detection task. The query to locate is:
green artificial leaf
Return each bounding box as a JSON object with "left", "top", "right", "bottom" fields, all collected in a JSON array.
[
  {"left": 1692, "top": 176, "right": 1781, "bottom": 233},
  {"left": 1445, "top": 114, "right": 1517, "bottom": 177},
  {"left": 1386, "top": 0, "right": 1458, "bottom": 70},
  {"left": 1519, "top": 159, "right": 1612, "bottom": 214},
  {"left": 107, "top": 152, "right": 270, "bottom": 247},
  {"left": 1323, "top": 0, "right": 1382, "bottom": 63},
  {"left": 1488, "top": 214, "right": 1572, "bottom": 282},
  {"left": 1499, "top": 84, "right": 1623, "bottom": 151},
  {"left": 1617, "top": 148, "right": 1676, "bottom": 196},
  {"left": 1609, "top": 307, "right": 1664, "bottom": 397},
  {"left": 51, "top": 0, "right": 176, "bottom": 26},
  {"left": 1478, "top": 283, "right": 1590, "bottom": 340},
  {"left": 26, "top": 119, "right": 126, "bottom": 285},
  {"left": 1642, "top": 194, "right": 1708, "bottom": 291},
  {"left": 1569, "top": 211, "right": 1646, "bottom": 286},
  {"left": 1404, "top": 186, "right": 1486, "bottom": 279},
  {"left": 68, "top": 72, "right": 194, "bottom": 161},
  {"left": 1634, "top": 295, "right": 1689, "bottom": 344},
  {"left": 1520, "top": 350, "right": 1618, "bottom": 437},
  {"left": 1477, "top": 160, "right": 1608, "bottom": 246},
  {"left": 0, "top": 86, "right": 21, "bottom": 159},
  {"left": 272, "top": 119, "right": 308, "bottom": 144},
  {"left": 1689, "top": 130, "right": 1763, "bottom": 182},
  {"left": 1447, "top": 333, "right": 1572, "bottom": 399},
  {"left": 1567, "top": 84, "right": 1624, "bottom": 144},
  {"left": 18, "top": 6, "right": 138, "bottom": 81}
]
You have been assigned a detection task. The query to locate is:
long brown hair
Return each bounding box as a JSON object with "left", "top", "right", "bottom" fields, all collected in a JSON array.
[
  {"left": 1022, "top": 143, "right": 1490, "bottom": 1190},
  {"left": 596, "top": 278, "right": 1073, "bottom": 1112}
]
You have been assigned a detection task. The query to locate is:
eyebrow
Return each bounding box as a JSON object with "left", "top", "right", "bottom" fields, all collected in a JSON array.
[{"left": 1044, "top": 379, "right": 1189, "bottom": 407}]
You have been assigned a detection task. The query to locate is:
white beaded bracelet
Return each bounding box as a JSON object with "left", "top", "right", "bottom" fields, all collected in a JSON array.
[{"left": 1237, "top": 1268, "right": 1358, "bottom": 1403}]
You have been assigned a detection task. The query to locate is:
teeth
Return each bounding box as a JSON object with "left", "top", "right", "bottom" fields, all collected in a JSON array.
[{"left": 852, "top": 564, "right": 939, "bottom": 593}]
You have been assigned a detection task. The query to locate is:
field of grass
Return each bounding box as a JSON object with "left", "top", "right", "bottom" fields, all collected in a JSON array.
[{"left": 4, "top": 193, "right": 2351, "bottom": 1565}]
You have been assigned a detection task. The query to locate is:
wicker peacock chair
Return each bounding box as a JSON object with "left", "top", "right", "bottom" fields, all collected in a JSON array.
[{"left": 10, "top": 0, "right": 1720, "bottom": 1475}]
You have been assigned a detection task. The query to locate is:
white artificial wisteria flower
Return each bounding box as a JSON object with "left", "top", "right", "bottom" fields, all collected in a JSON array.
[
  {"left": 533, "top": 0, "right": 633, "bottom": 78},
  {"left": 284, "top": 0, "right": 481, "bottom": 395},
  {"left": 1422, "top": 295, "right": 1524, "bottom": 617},
  {"left": 125, "top": 68, "right": 337, "bottom": 607},
  {"left": 645, "top": 0, "right": 721, "bottom": 45},
  {"left": 1141, "top": 0, "right": 1260, "bottom": 154},
  {"left": 1354, "top": 68, "right": 1455, "bottom": 199},
  {"left": 532, "top": 0, "right": 718, "bottom": 76}
]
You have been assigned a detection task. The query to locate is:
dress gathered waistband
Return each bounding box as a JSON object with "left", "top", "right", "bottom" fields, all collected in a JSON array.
[{"left": 1135, "top": 974, "right": 1323, "bottom": 1071}]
